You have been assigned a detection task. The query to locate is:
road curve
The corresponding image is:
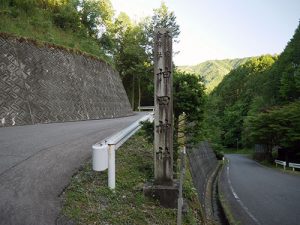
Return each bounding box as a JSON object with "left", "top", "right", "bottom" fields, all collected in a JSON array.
[
  {"left": 219, "top": 154, "right": 300, "bottom": 225},
  {"left": 0, "top": 112, "right": 148, "bottom": 225}
]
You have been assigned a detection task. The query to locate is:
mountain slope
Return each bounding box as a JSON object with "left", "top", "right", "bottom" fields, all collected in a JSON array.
[
  {"left": 178, "top": 57, "right": 250, "bottom": 92},
  {"left": 203, "top": 22, "right": 300, "bottom": 160}
]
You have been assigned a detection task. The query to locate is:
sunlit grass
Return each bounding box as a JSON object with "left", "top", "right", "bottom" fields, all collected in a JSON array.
[
  {"left": 0, "top": 8, "right": 112, "bottom": 64},
  {"left": 61, "top": 132, "right": 202, "bottom": 224}
]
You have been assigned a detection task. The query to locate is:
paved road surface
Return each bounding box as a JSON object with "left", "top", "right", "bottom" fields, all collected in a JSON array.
[
  {"left": 220, "top": 154, "right": 300, "bottom": 225},
  {"left": 0, "top": 112, "right": 148, "bottom": 225}
]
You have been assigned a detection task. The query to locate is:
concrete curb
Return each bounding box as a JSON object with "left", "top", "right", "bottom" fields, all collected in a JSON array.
[
  {"left": 216, "top": 160, "right": 240, "bottom": 225},
  {"left": 204, "top": 161, "right": 222, "bottom": 223}
]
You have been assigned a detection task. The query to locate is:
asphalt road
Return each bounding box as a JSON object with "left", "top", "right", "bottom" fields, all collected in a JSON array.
[
  {"left": 221, "top": 154, "right": 300, "bottom": 225},
  {"left": 0, "top": 112, "right": 148, "bottom": 225}
]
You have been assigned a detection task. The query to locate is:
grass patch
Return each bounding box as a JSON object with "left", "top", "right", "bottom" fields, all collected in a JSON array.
[
  {"left": 0, "top": 7, "right": 112, "bottom": 64},
  {"left": 222, "top": 148, "right": 253, "bottom": 155},
  {"left": 61, "top": 132, "right": 201, "bottom": 224}
]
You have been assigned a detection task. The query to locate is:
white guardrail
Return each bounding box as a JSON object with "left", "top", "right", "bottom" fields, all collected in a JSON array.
[
  {"left": 138, "top": 106, "right": 154, "bottom": 111},
  {"left": 92, "top": 112, "right": 154, "bottom": 189},
  {"left": 289, "top": 162, "right": 300, "bottom": 171},
  {"left": 275, "top": 160, "right": 287, "bottom": 170}
]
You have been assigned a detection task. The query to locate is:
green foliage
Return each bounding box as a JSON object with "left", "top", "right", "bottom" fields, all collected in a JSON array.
[
  {"left": 203, "top": 22, "right": 300, "bottom": 160},
  {"left": 213, "top": 149, "right": 224, "bottom": 160},
  {"left": 267, "top": 23, "right": 300, "bottom": 104},
  {"left": 143, "top": 2, "right": 180, "bottom": 58},
  {"left": 140, "top": 120, "right": 154, "bottom": 144},
  {"left": 178, "top": 57, "right": 250, "bottom": 92},
  {"left": 52, "top": 1, "right": 81, "bottom": 30},
  {"left": 0, "top": 0, "right": 113, "bottom": 62},
  {"left": 140, "top": 70, "right": 206, "bottom": 145},
  {"left": 173, "top": 70, "right": 206, "bottom": 143},
  {"left": 79, "top": 0, "right": 113, "bottom": 37},
  {"left": 204, "top": 55, "right": 276, "bottom": 148},
  {"left": 114, "top": 20, "right": 151, "bottom": 110},
  {"left": 244, "top": 101, "right": 300, "bottom": 149},
  {"left": 150, "top": 2, "right": 180, "bottom": 40}
]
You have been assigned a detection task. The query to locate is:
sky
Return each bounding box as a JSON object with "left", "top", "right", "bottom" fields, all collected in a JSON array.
[{"left": 110, "top": 0, "right": 300, "bottom": 66}]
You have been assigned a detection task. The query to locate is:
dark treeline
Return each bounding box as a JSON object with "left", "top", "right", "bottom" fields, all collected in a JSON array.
[{"left": 204, "top": 22, "right": 300, "bottom": 162}]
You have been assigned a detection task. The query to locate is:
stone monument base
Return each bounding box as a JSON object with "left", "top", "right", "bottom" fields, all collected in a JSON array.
[{"left": 143, "top": 181, "right": 179, "bottom": 208}]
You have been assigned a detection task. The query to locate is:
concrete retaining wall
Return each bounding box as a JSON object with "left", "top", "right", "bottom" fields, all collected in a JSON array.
[
  {"left": 187, "top": 141, "right": 219, "bottom": 221},
  {"left": 0, "top": 34, "right": 133, "bottom": 127}
]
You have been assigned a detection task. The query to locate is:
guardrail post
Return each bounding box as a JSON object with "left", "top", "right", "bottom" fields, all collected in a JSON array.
[{"left": 108, "top": 144, "right": 116, "bottom": 189}]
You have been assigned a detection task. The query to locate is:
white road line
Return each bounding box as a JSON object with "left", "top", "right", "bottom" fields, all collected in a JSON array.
[{"left": 226, "top": 163, "right": 262, "bottom": 225}]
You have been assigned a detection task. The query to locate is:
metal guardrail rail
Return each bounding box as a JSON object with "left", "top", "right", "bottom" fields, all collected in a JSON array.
[
  {"left": 289, "top": 162, "right": 300, "bottom": 171},
  {"left": 138, "top": 106, "right": 154, "bottom": 111},
  {"left": 92, "top": 112, "right": 154, "bottom": 189},
  {"left": 275, "top": 160, "right": 287, "bottom": 170}
]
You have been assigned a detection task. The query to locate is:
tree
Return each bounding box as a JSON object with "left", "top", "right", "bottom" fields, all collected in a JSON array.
[
  {"left": 114, "top": 14, "right": 151, "bottom": 110},
  {"left": 205, "top": 55, "right": 276, "bottom": 148},
  {"left": 243, "top": 101, "right": 300, "bottom": 161},
  {"left": 143, "top": 2, "right": 180, "bottom": 57},
  {"left": 79, "top": 0, "right": 114, "bottom": 38},
  {"left": 173, "top": 70, "right": 205, "bottom": 170}
]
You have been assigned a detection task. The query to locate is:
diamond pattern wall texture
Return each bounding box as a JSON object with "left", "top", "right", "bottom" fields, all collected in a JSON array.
[{"left": 0, "top": 36, "right": 133, "bottom": 127}]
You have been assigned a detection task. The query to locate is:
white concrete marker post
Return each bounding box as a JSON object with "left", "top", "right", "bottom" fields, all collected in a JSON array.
[{"left": 108, "top": 144, "right": 116, "bottom": 189}]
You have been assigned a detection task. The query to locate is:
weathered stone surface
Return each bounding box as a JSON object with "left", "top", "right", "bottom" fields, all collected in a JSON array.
[
  {"left": 187, "top": 141, "right": 218, "bottom": 205},
  {"left": 153, "top": 28, "right": 174, "bottom": 185},
  {"left": 0, "top": 35, "right": 133, "bottom": 127},
  {"left": 143, "top": 181, "right": 179, "bottom": 208}
]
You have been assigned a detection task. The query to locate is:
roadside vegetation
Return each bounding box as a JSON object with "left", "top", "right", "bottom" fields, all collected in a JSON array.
[
  {"left": 202, "top": 23, "right": 300, "bottom": 163},
  {"left": 61, "top": 132, "right": 202, "bottom": 225},
  {"left": 0, "top": 0, "right": 114, "bottom": 62},
  {"left": 221, "top": 148, "right": 253, "bottom": 155}
]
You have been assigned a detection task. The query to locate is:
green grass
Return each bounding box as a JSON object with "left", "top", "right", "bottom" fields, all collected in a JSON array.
[
  {"left": 0, "top": 7, "right": 112, "bottom": 64},
  {"left": 61, "top": 132, "right": 202, "bottom": 225},
  {"left": 221, "top": 148, "right": 253, "bottom": 155}
]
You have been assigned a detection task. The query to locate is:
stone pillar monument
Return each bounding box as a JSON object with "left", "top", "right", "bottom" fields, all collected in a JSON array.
[
  {"left": 154, "top": 28, "right": 173, "bottom": 185},
  {"left": 144, "top": 28, "right": 178, "bottom": 208}
]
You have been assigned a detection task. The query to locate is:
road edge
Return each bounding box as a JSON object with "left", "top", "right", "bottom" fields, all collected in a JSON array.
[{"left": 217, "top": 159, "right": 240, "bottom": 225}]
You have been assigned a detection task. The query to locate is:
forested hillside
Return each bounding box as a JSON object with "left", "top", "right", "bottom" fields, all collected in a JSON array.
[
  {"left": 178, "top": 57, "right": 250, "bottom": 92},
  {"left": 204, "top": 22, "right": 300, "bottom": 161}
]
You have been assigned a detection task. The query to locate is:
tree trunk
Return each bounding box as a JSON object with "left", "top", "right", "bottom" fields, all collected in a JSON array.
[
  {"left": 138, "top": 76, "right": 141, "bottom": 111},
  {"left": 131, "top": 74, "right": 135, "bottom": 110}
]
